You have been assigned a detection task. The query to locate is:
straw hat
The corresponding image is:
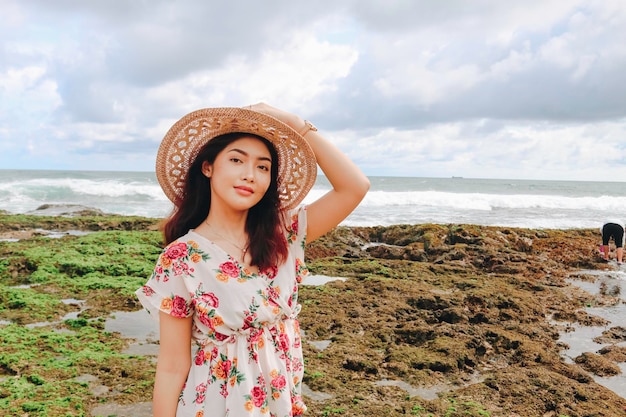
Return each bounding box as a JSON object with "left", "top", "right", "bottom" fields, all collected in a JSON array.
[{"left": 156, "top": 107, "right": 317, "bottom": 210}]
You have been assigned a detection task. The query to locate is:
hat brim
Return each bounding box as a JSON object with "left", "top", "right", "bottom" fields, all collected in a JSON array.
[{"left": 155, "top": 107, "right": 317, "bottom": 210}]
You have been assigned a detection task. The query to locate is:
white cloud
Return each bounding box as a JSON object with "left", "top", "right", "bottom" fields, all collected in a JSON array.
[
  {"left": 0, "top": 0, "right": 625, "bottom": 181},
  {"left": 0, "top": 66, "right": 62, "bottom": 140},
  {"left": 182, "top": 31, "right": 359, "bottom": 112}
]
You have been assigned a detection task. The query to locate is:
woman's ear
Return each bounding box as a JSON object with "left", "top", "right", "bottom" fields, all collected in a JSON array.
[{"left": 202, "top": 161, "right": 212, "bottom": 178}]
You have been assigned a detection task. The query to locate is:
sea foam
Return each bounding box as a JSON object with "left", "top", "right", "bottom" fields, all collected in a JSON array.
[{"left": 2, "top": 170, "right": 625, "bottom": 229}]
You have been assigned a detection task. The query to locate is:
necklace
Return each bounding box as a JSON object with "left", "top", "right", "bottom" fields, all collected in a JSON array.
[{"left": 205, "top": 221, "right": 249, "bottom": 259}]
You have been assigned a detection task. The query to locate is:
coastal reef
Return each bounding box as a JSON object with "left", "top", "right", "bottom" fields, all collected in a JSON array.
[{"left": 1, "top": 213, "right": 625, "bottom": 416}]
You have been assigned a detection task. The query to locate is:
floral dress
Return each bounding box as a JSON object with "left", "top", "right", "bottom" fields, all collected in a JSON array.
[{"left": 136, "top": 207, "right": 309, "bottom": 417}]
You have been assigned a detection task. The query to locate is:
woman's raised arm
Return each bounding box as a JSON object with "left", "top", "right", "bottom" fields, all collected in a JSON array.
[{"left": 249, "top": 103, "right": 370, "bottom": 242}]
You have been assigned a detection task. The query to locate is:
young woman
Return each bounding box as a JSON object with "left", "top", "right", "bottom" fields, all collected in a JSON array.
[
  {"left": 600, "top": 220, "right": 625, "bottom": 263},
  {"left": 136, "top": 103, "right": 369, "bottom": 417}
]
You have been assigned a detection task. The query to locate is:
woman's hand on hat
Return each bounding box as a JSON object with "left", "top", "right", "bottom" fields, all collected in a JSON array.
[{"left": 246, "top": 103, "right": 305, "bottom": 133}]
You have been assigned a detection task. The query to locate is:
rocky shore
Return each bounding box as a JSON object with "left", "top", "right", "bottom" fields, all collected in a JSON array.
[{"left": 1, "top": 211, "right": 625, "bottom": 416}]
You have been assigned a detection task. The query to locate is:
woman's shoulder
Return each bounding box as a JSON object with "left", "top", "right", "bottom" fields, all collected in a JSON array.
[
  {"left": 165, "top": 230, "right": 209, "bottom": 245},
  {"left": 283, "top": 206, "right": 308, "bottom": 238},
  {"left": 160, "top": 231, "right": 213, "bottom": 260}
]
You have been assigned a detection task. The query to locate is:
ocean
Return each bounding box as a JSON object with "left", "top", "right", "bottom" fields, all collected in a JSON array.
[{"left": 2, "top": 169, "right": 626, "bottom": 229}]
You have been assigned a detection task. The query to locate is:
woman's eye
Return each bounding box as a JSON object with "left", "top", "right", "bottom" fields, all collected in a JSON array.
[
  {"left": 230, "top": 157, "right": 242, "bottom": 163},
  {"left": 258, "top": 165, "right": 270, "bottom": 171}
]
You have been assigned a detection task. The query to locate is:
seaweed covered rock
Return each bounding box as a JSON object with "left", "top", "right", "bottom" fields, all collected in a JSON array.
[{"left": 1, "top": 216, "right": 625, "bottom": 416}]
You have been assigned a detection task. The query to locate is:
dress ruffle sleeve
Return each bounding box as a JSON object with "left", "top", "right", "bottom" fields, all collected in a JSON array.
[
  {"left": 285, "top": 206, "right": 308, "bottom": 281},
  {"left": 135, "top": 240, "right": 208, "bottom": 319}
]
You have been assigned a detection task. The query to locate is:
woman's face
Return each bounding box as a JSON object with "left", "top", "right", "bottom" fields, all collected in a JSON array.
[{"left": 203, "top": 136, "right": 273, "bottom": 212}]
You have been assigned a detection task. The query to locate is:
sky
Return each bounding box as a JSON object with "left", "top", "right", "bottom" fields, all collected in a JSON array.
[{"left": 1, "top": 0, "right": 625, "bottom": 181}]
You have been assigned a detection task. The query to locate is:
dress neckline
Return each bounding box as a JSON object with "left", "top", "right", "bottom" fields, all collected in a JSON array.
[{"left": 188, "top": 229, "right": 262, "bottom": 276}]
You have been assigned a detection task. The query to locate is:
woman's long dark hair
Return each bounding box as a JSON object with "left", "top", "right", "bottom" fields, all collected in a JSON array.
[{"left": 162, "top": 132, "right": 288, "bottom": 270}]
